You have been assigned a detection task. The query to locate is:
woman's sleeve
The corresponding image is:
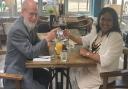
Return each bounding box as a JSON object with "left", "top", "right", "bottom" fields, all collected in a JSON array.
[
  {"left": 100, "top": 33, "right": 123, "bottom": 67},
  {"left": 81, "top": 25, "right": 96, "bottom": 48},
  {"left": 81, "top": 34, "right": 91, "bottom": 48}
]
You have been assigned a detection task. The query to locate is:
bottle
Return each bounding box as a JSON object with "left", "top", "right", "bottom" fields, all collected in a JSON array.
[
  {"left": 60, "top": 50, "right": 68, "bottom": 62},
  {"left": 60, "top": 41, "right": 68, "bottom": 62}
]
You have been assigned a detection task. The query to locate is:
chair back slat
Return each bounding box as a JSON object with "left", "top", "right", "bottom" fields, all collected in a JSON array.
[
  {"left": 123, "top": 47, "right": 128, "bottom": 69},
  {"left": 101, "top": 47, "right": 128, "bottom": 89}
]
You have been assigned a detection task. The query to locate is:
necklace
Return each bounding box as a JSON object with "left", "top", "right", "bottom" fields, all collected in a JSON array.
[{"left": 91, "top": 34, "right": 105, "bottom": 53}]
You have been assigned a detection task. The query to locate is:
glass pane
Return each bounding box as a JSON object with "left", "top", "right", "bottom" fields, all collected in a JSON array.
[
  {"left": 68, "top": 0, "right": 90, "bottom": 13},
  {"left": 17, "top": 0, "right": 22, "bottom": 12},
  {"left": 0, "top": 0, "right": 6, "bottom": 12},
  {"left": 0, "top": 0, "right": 17, "bottom": 17},
  {"left": 42, "top": 0, "right": 59, "bottom": 16},
  {"left": 0, "top": 0, "right": 15, "bottom": 12},
  {"left": 68, "top": 1, "right": 78, "bottom": 12},
  {"left": 123, "top": 0, "right": 128, "bottom": 15},
  {"left": 79, "top": 1, "right": 89, "bottom": 12}
]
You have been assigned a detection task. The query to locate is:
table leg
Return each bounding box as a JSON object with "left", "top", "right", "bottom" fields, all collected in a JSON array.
[
  {"left": 49, "top": 69, "right": 53, "bottom": 89},
  {"left": 50, "top": 68, "right": 72, "bottom": 89},
  {"left": 55, "top": 70, "right": 59, "bottom": 89},
  {"left": 66, "top": 68, "right": 69, "bottom": 89}
]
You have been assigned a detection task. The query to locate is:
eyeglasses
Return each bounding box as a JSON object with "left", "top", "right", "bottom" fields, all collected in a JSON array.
[{"left": 29, "top": 12, "right": 38, "bottom": 17}]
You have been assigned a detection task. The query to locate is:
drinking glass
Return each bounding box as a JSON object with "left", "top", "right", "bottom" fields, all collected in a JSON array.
[
  {"left": 55, "top": 41, "right": 63, "bottom": 55},
  {"left": 60, "top": 50, "right": 68, "bottom": 62}
]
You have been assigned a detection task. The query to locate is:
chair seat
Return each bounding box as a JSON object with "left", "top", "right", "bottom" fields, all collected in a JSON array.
[
  {"left": 0, "top": 73, "right": 23, "bottom": 80},
  {"left": 108, "top": 78, "right": 128, "bottom": 88},
  {"left": 0, "top": 73, "right": 23, "bottom": 89},
  {"left": 0, "top": 50, "right": 23, "bottom": 89}
]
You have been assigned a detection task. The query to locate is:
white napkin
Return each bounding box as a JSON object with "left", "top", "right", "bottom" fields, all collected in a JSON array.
[{"left": 33, "top": 56, "right": 51, "bottom": 61}]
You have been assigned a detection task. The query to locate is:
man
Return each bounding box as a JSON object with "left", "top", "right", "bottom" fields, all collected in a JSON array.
[{"left": 3, "top": 0, "right": 56, "bottom": 89}]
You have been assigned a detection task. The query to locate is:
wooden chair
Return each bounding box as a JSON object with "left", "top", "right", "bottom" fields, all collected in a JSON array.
[
  {"left": 0, "top": 50, "right": 23, "bottom": 89},
  {"left": 100, "top": 47, "right": 128, "bottom": 89}
]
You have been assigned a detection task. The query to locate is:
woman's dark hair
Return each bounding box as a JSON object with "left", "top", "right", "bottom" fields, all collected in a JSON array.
[{"left": 96, "top": 7, "right": 121, "bottom": 34}]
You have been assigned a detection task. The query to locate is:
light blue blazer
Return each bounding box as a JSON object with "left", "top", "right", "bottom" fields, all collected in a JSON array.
[{"left": 4, "top": 16, "right": 48, "bottom": 89}]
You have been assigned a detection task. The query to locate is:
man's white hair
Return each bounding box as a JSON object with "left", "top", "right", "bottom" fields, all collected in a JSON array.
[{"left": 21, "top": 0, "right": 37, "bottom": 11}]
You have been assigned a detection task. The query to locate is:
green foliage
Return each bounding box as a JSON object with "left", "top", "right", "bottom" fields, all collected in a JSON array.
[{"left": 47, "top": 7, "right": 54, "bottom": 14}]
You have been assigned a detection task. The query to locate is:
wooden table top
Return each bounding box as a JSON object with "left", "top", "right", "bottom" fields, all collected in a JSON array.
[{"left": 26, "top": 45, "right": 96, "bottom": 68}]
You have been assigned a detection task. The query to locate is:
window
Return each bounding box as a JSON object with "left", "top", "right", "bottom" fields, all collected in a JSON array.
[
  {"left": 0, "top": 0, "right": 92, "bottom": 17},
  {"left": 68, "top": 0, "right": 91, "bottom": 14},
  {"left": 0, "top": 0, "right": 15, "bottom": 13},
  {"left": 0, "top": 0, "right": 38, "bottom": 17},
  {"left": 41, "top": 0, "right": 59, "bottom": 16},
  {"left": 0, "top": 0, "right": 6, "bottom": 12},
  {"left": 123, "top": 0, "right": 128, "bottom": 15},
  {"left": 0, "top": 0, "right": 20, "bottom": 17}
]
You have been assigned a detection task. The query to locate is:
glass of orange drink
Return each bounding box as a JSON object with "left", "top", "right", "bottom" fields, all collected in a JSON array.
[{"left": 55, "top": 42, "right": 63, "bottom": 55}]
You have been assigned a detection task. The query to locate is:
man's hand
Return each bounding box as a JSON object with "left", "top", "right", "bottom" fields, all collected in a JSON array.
[{"left": 44, "top": 28, "right": 58, "bottom": 42}]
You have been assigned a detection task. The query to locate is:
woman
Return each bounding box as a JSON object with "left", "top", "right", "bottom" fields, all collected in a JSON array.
[{"left": 64, "top": 7, "right": 123, "bottom": 89}]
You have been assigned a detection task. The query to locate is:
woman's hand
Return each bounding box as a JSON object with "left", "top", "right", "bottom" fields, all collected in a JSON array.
[
  {"left": 64, "top": 29, "right": 82, "bottom": 45},
  {"left": 80, "top": 48, "right": 100, "bottom": 62},
  {"left": 63, "top": 29, "right": 71, "bottom": 38},
  {"left": 80, "top": 48, "right": 89, "bottom": 57}
]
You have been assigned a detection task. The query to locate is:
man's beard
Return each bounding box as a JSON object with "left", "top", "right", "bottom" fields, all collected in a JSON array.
[{"left": 23, "top": 18, "right": 36, "bottom": 31}]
